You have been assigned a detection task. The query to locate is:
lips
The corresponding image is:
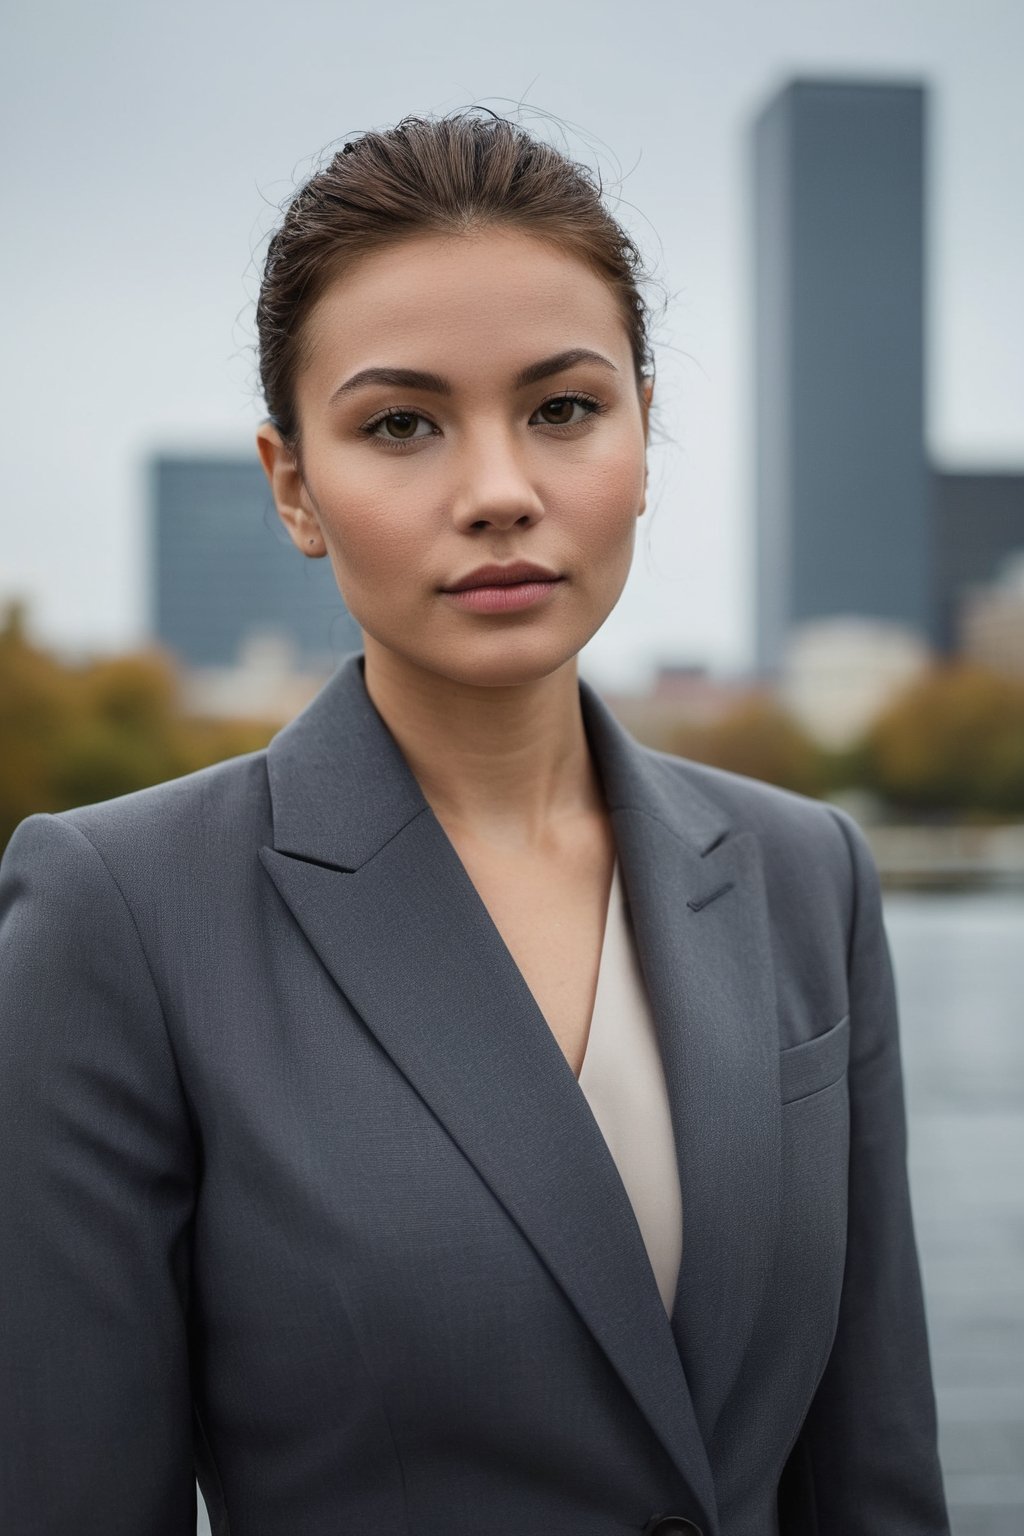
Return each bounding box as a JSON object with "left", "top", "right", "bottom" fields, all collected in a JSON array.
[
  {"left": 442, "top": 561, "right": 562, "bottom": 593},
  {"left": 439, "top": 562, "right": 566, "bottom": 616}
]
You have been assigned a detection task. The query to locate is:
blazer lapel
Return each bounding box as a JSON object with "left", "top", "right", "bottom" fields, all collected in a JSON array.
[
  {"left": 261, "top": 654, "right": 779, "bottom": 1519},
  {"left": 260, "top": 814, "right": 715, "bottom": 1520},
  {"left": 582, "top": 689, "right": 782, "bottom": 1443}
]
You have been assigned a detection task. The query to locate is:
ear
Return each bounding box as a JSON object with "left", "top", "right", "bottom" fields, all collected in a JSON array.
[
  {"left": 255, "top": 422, "right": 327, "bottom": 558},
  {"left": 639, "top": 375, "right": 654, "bottom": 445},
  {"left": 638, "top": 376, "right": 654, "bottom": 518}
]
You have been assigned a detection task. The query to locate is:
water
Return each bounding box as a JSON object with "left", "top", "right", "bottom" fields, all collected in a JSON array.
[
  {"left": 888, "top": 892, "right": 1024, "bottom": 1536},
  {"left": 195, "top": 892, "right": 1024, "bottom": 1534}
]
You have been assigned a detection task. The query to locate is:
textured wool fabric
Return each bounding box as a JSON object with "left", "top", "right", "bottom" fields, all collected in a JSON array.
[{"left": 0, "top": 654, "right": 950, "bottom": 1536}]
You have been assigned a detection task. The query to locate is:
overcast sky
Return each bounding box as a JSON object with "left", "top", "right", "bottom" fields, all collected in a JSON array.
[{"left": 3, "top": 0, "right": 1022, "bottom": 688}]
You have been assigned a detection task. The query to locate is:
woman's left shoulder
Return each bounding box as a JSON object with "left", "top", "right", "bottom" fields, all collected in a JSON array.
[
  {"left": 657, "top": 747, "right": 857, "bottom": 856},
  {"left": 644, "top": 746, "right": 873, "bottom": 919}
]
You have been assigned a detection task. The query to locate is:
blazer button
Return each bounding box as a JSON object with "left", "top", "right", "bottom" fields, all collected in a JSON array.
[{"left": 643, "top": 1518, "right": 703, "bottom": 1536}]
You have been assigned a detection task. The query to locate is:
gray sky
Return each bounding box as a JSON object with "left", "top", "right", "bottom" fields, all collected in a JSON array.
[{"left": 3, "top": 0, "right": 1022, "bottom": 688}]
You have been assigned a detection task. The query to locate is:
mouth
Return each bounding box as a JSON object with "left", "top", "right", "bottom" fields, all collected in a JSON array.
[
  {"left": 441, "top": 561, "right": 563, "bottom": 594},
  {"left": 439, "top": 562, "right": 566, "bottom": 615}
]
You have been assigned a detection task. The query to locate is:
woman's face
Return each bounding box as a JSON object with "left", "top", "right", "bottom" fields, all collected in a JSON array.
[{"left": 258, "top": 228, "right": 652, "bottom": 690}]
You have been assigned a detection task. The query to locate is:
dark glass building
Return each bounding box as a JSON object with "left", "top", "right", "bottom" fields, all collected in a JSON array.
[
  {"left": 151, "top": 455, "right": 360, "bottom": 669},
  {"left": 753, "top": 80, "right": 931, "bottom": 673}
]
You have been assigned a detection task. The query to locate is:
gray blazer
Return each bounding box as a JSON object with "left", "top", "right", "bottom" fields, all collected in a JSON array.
[{"left": 0, "top": 654, "right": 949, "bottom": 1536}]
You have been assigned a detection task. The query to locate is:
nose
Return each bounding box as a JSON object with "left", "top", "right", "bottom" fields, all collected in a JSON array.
[{"left": 450, "top": 426, "right": 546, "bottom": 533}]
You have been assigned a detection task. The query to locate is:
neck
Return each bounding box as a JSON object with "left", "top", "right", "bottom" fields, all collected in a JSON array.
[{"left": 361, "top": 640, "right": 605, "bottom": 847}]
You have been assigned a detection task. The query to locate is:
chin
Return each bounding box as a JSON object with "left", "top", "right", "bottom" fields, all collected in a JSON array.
[
  {"left": 446, "top": 633, "right": 581, "bottom": 689},
  {"left": 444, "top": 656, "right": 572, "bottom": 690},
  {"left": 372, "top": 623, "right": 590, "bottom": 692}
]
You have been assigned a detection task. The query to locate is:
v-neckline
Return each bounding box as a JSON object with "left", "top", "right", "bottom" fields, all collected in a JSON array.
[{"left": 575, "top": 858, "right": 621, "bottom": 1083}]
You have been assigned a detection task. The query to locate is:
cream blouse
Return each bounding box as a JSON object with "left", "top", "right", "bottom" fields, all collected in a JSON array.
[{"left": 577, "top": 861, "right": 683, "bottom": 1316}]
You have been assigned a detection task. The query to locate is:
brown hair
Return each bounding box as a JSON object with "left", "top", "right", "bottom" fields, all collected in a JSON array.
[{"left": 256, "top": 110, "right": 654, "bottom": 445}]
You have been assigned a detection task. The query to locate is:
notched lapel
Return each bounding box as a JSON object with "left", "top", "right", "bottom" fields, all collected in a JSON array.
[
  {"left": 615, "top": 812, "right": 781, "bottom": 1443},
  {"left": 580, "top": 683, "right": 782, "bottom": 1441},
  {"left": 260, "top": 660, "right": 718, "bottom": 1524},
  {"left": 260, "top": 821, "right": 715, "bottom": 1524}
]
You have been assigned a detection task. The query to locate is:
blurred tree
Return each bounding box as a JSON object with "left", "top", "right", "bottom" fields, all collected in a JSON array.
[
  {"left": 665, "top": 693, "right": 828, "bottom": 799},
  {"left": 0, "top": 603, "right": 276, "bottom": 855},
  {"left": 862, "top": 663, "right": 1024, "bottom": 816},
  {"left": 5, "top": 605, "right": 1024, "bottom": 852},
  {"left": 51, "top": 652, "right": 184, "bottom": 808},
  {"left": 0, "top": 600, "right": 73, "bottom": 839}
]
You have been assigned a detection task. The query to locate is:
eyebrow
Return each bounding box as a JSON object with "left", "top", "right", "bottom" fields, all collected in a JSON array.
[
  {"left": 516, "top": 348, "right": 619, "bottom": 388},
  {"left": 329, "top": 348, "right": 619, "bottom": 403}
]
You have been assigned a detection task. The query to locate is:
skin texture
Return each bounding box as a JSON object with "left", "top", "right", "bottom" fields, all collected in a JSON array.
[
  {"left": 259, "top": 230, "right": 649, "bottom": 673},
  {"left": 257, "top": 228, "right": 654, "bottom": 1070}
]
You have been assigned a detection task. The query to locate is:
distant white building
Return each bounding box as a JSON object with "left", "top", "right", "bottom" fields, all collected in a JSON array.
[
  {"left": 780, "top": 618, "right": 931, "bottom": 749},
  {"left": 602, "top": 668, "right": 747, "bottom": 754},
  {"left": 181, "top": 632, "right": 333, "bottom": 725},
  {"left": 960, "top": 552, "right": 1024, "bottom": 678}
]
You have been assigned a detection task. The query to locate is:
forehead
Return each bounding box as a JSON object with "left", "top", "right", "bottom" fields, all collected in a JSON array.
[{"left": 299, "top": 229, "right": 632, "bottom": 390}]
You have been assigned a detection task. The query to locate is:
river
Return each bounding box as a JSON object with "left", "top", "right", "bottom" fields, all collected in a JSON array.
[{"left": 889, "top": 891, "right": 1024, "bottom": 1535}]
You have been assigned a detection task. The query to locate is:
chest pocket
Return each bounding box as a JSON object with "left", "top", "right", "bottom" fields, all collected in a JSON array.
[{"left": 779, "top": 1015, "right": 850, "bottom": 1105}]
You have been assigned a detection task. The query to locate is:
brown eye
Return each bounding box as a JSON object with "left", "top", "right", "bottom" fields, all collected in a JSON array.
[
  {"left": 383, "top": 411, "right": 419, "bottom": 439},
  {"left": 363, "top": 409, "right": 435, "bottom": 447},
  {"left": 531, "top": 395, "right": 600, "bottom": 428},
  {"left": 538, "top": 397, "right": 576, "bottom": 425}
]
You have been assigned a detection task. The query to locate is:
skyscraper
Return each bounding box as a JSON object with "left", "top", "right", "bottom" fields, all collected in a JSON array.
[
  {"left": 753, "top": 80, "right": 931, "bottom": 674},
  {"left": 151, "top": 455, "right": 360, "bottom": 670}
]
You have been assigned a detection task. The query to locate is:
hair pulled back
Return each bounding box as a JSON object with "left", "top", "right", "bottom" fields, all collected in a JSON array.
[{"left": 257, "top": 111, "right": 654, "bottom": 445}]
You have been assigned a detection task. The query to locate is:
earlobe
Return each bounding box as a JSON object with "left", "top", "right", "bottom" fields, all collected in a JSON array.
[{"left": 255, "top": 422, "right": 327, "bottom": 558}]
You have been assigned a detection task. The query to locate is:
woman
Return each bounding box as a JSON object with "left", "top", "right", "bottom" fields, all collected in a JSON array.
[{"left": 0, "top": 114, "right": 949, "bottom": 1535}]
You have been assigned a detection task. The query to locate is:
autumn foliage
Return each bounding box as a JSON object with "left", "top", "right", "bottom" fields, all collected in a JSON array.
[
  {"left": 665, "top": 694, "right": 828, "bottom": 800},
  {"left": 2, "top": 604, "right": 1023, "bottom": 858},
  {"left": 0, "top": 603, "right": 275, "bottom": 854},
  {"left": 861, "top": 663, "right": 1024, "bottom": 816},
  {"left": 661, "top": 666, "right": 1024, "bottom": 817}
]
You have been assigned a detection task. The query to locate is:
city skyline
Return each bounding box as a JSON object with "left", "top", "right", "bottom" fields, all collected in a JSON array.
[{"left": 3, "top": 0, "right": 1023, "bottom": 689}]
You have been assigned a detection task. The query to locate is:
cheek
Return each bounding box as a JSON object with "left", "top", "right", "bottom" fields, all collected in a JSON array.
[
  {"left": 560, "top": 448, "right": 645, "bottom": 567},
  {"left": 316, "top": 483, "right": 427, "bottom": 591}
]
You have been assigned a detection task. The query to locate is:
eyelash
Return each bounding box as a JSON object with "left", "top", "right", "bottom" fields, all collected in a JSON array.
[{"left": 358, "top": 391, "right": 606, "bottom": 450}]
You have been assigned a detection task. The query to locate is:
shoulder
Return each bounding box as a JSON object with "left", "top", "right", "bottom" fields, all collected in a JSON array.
[
  {"left": 648, "top": 744, "right": 860, "bottom": 868},
  {"left": 62, "top": 746, "right": 271, "bottom": 848},
  {"left": 1, "top": 749, "right": 273, "bottom": 920},
  {"left": 633, "top": 745, "right": 876, "bottom": 949}
]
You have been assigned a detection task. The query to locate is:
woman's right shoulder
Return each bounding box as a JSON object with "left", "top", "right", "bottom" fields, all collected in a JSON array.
[{"left": 1, "top": 747, "right": 273, "bottom": 907}]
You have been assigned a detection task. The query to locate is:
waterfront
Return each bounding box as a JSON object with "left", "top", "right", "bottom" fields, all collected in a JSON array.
[
  {"left": 888, "top": 891, "right": 1024, "bottom": 1535},
  {"left": 194, "top": 890, "right": 1024, "bottom": 1534}
]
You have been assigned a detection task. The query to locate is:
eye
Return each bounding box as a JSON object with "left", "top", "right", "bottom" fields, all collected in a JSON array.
[
  {"left": 362, "top": 409, "right": 437, "bottom": 445},
  {"left": 530, "top": 393, "right": 603, "bottom": 428}
]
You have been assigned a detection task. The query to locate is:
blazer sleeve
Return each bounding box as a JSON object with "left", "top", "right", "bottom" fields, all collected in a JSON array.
[
  {"left": 778, "top": 807, "right": 950, "bottom": 1534},
  {"left": 0, "top": 814, "right": 198, "bottom": 1535}
]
